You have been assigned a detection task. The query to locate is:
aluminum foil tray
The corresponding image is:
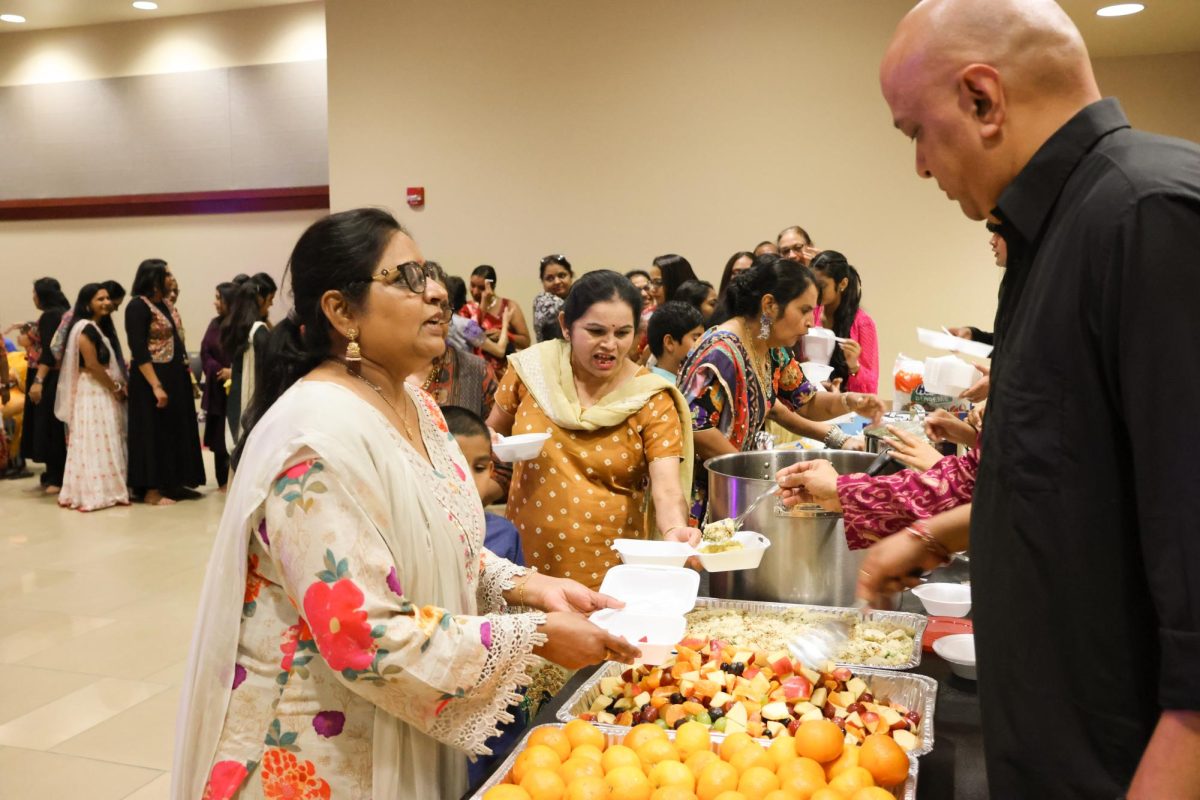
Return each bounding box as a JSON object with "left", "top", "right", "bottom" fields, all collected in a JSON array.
[
  {"left": 691, "top": 596, "right": 928, "bottom": 671},
  {"left": 557, "top": 661, "right": 937, "bottom": 757},
  {"left": 470, "top": 722, "right": 918, "bottom": 799}
]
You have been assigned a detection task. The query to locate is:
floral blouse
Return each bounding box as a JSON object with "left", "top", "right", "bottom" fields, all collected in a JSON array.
[
  {"left": 201, "top": 398, "right": 540, "bottom": 799},
  {"left": 679, "top": 329, "right": 817, "bottom": 524},
  {"left": 838, "top": 446, "right": 980, "bottom": 550}
]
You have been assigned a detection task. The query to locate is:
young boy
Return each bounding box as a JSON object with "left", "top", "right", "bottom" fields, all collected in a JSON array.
[
  {"left": 442, "top": 405, "right": 524, "bottom": 567},
  {"left": 647, "top": 301, "right": 705, "bottom": 382}
]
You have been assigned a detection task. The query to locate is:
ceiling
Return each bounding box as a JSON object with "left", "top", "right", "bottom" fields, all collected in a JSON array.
[
  {"left": 0, "top": 1, "right": 1197, "bottom": 58},
  {"left": 0, "top": 0, "right": 309, "bottom": 31}
]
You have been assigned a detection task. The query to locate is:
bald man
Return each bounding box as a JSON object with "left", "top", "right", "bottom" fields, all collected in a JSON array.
[{"left": 877, "top": 1, "right": 1200, "bottom": 797}]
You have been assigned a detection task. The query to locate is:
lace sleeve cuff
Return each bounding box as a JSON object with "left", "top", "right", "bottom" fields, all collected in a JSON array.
[
  {"left": 478, "top": 550, "right": 532, "bottom": 614},
  {"left": 427, "top": 611, "right": 548, "bottom": 757}
]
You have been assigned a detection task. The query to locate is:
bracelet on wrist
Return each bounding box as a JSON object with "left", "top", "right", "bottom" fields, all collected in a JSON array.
[
  {"left": 823, "top": 426, "right": 849, "bottom": 449},
  {"left": 904, "top": 522, "right": 952, "bottom": 566}
]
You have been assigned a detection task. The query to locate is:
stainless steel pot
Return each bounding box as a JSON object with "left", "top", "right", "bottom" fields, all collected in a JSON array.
[
  {"left": 704, "top": 449, "right": 877, "bottom": 606},
  {"left": 864, "top": 413, "right": 956, "bottom": 457}
]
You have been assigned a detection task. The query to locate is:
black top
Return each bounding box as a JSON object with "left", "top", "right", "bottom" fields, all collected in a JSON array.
[
  {"left": 78, "top": 324, "right": 111, "bottom": 367},
  {"left": 36, "top": 309, "right": 65, "bottom": 368},
  {"left": 973, "top": 98, "right": 1200, "bottom": 797}
]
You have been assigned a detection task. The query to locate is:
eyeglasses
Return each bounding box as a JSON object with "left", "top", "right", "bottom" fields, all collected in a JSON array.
[
  {"left": 779, "top": 244, "right": 809, "bottom": 255},
  {"left": 365, "top": 261, "right": 438, "bottom": 294},
  {"left": 649, "top": 278, "right": 664, "bottom": 287},
  {"left": 540, "top": 254, "right": 568, "bottom": 266}
]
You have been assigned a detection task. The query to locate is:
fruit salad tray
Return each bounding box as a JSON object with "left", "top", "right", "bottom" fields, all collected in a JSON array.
[
  {"left": 689, "top": 597, "right": 929, "bottom": 671},
  {"left": 558, "top": 655, "right": 938, "bottom": 757},
  {"left": 471, "top": 722, "right": 918, "bottom": 800}
]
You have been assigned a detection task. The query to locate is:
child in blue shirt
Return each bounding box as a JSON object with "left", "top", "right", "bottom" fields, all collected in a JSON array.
[{"left": 647, "top": 301, "right": 705, "bottom": 383}]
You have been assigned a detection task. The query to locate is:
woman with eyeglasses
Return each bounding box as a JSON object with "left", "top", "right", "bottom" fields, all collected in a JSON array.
[
  {"left": 175, "top": 209, "right": 639, "bottom": 800},
  {"left": 461, "top": 265, "right": 531, "bottom": 377},
  {"left": 125, "top": 259, "right": 205, "bottom": 505},
  {"left": 532, "top": 254, "right": 574, "bottom": 342},
  {"left": 777, "top": 224, "right": 820, "bottom": 265}
]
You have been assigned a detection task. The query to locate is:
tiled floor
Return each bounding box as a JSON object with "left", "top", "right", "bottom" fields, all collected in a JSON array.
[{"left": 0, "top": 457, "right": 223, "bottom": 799}]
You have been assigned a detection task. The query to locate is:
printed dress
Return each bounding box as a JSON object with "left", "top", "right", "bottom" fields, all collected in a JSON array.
[
  {"left": 193, "top": 385, "right": 544, "bottom": 799},
  {"left": 679, "top": 329, "right": 817, "bottom": 525}
]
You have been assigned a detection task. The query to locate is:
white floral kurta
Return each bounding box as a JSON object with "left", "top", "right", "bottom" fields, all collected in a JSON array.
[{"left": 200, "top": 390, "right": 539, "bottom": 799}]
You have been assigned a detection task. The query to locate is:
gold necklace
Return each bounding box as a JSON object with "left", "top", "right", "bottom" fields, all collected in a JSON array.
[
  {"left": 350, "top": 370, "right": 419, "bottom": 441},
  {"left": 422, "top": 355, "right": 442, "bottom": 392},
  {"left": 735, "top": 320, "right": 773, "bottom": 392}
]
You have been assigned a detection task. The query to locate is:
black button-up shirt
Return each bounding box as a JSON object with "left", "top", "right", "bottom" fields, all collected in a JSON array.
[{"left": 973, "top": 98, "right": 1200, "bottom": 798}]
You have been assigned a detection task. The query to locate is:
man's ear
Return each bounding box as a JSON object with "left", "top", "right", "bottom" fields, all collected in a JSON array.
[{"left": 960, "top": 63, "right": 1005, "bottom": 140}]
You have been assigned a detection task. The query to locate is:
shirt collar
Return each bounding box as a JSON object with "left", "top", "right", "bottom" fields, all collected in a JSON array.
[{"left": 993, "top": 98, "right": 1130, "bottom": 245}]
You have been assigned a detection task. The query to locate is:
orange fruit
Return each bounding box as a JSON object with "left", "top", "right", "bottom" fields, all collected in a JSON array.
[
  {"left": 566, "top": 719, "right": 608, "bottom": 752},
  {"left": 573, "top": 745, "right": 605, "bottom": 764},
  {"left": 696, "top": 760, "right": 739, "bottom": 800},
  {"left": 484, "top": 785, "right": 533, "bottom": 800},
  {"left": 606, "top": 765, "right": 654, "bottom": 800},
  {"left": 762, "top": 792, "right": 797, "bottom": 800},
  {"left": 728, "top": 745, "right": 773, "bottom": 775},
  {"left": 648, "top": 760, "right": 695, "bottom": 791},
  {"left": 767, "top": 735, "right": 797, "bottom": 769},
  {"left": 529, "top": 727, "right": 574, "bottom": 762},
  {"left": 793, "top": 721, "right": 844, "bottom": 764},
  {"left": 737, "top": 765, "right": 781, "bottom": 799},
  {"left": 827, "top": 766, "right": 875, "bottom": 796},
  {"left": 515, "top": 745, "right": 565, "bottom": 784},
  {"left": 651, "top": 788, "right": 698, "bottom": 800},
  {"left": 851, "top": 789, "right": 897, "bottom": 800},
  {"left": 603, "top": 745, "right": 643, "bottom": 774},
  {"left": 856, "top": 735, "right": 908, "bottom": 789},
  {"left": 521, "top": 767, "right": 568, "bottom": 800},
  {"left": 637, "top": 738, "right": 681, "bottom": 771},
  {"left": 719, "top": 732, "right": 755, "bottom": 762},
  {"left": 562, "top": 757, "right": 605, "bottom": 784},
  {"left": 778, "top": 757, "right": 827, "bottom": 800},
  {"left": 712, "top": 793, "right": 748, "bottom": 800},
  {"left": 823, "top": 745, "right": 859, "bottom": 782},
  {"left": 686, "top": 750, "right": 721, "bottom": 780},
  {"left": 625, "top": 723, "right": 668, "bottom": 751},
  {"left": 809, "top": 790, "right": 847, "bottom": 800},
  {"left": 566, "top": 776, "right": 611, "bottom": 800},
  {"left": 674, "top": 721, "right": 712, "bottom": 761}
]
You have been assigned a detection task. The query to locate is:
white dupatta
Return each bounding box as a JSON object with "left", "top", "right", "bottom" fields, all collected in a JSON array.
[
  {"left": 173, "top": 380, "right": 534, "bottom": 800},
  {"left": 55, "top": 319, "right": 122, "bottom": 427}
]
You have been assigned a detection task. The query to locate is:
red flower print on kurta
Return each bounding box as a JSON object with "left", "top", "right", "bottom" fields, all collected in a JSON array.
[
  {"left": 282, "top": 459, "right": 316, "bottom": 481},
  {"left": 244, "top": 553, "right": 267, "bottom": 605},
  {"left": 260, "top": 748, "right": 331, "bottom": 800},
  {"left": 302, "top": 578, "right": 376, "bottom": 671},
  {"left": 202, "top": 760, "right": 248, "bottom": 800}
]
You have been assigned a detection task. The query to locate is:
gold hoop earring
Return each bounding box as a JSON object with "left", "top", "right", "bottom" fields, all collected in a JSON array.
[{"left": 345, "top": 329, "right": 362, "bottom": 374}]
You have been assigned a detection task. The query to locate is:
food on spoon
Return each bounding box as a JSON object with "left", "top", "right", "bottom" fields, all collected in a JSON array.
[{"left": 701, "top": 518, "right": 738, "bottom": 544}]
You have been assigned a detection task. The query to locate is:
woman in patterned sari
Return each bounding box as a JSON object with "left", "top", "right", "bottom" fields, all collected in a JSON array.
[
  {"left": 174, "top": 209, "right": 638, "bottom": 800},
  {"left": 679, "top": 255, "right": 886, "bottom": 525}
]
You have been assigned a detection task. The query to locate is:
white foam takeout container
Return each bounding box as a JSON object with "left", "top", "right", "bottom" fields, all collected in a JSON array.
[
  {"left": 801, "top": 327, "right": 838, "bottom": 366},
  {"left": 491, "top": 432, "right": 550, "bottom": 462},
  {"left": 610, "top": 531, "right": 771, "bottom": 573},
  {"left": 590, "top": 565, "right": 699, "bottom": 665},
  {"left": 916, "top": 327, "right": 993, "bottom": 360}
]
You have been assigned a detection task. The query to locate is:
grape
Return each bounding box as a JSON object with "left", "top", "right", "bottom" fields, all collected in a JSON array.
[
  {"left": 694, "top": 711, "right": 712, "bottom": 725},
  {"left": 713, "top": 717, "right": 729, "bottom": 733}
]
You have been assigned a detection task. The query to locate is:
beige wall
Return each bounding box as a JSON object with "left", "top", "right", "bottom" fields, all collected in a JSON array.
[
  {"left": 326, "top": 0, "right": 1200, "bottom": 390},
  {"left": 326, "top": 0, "right": 1003, "bottom": 391},
  {"left": 0, "top": 2, "right": 327, "bottom": 351}
]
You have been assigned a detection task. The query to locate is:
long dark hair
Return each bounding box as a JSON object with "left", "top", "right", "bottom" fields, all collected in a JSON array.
[
  {"left": 220, "top": 282, "right": 268, "bottom": 360},
  {"left": 71, "top": 283, "right": 120, "bottom": 363},
  {"left": 724, "top": 254, "right": 818, "bottom": 321},
  {"left": 653, "top": 254, "right": 698, "bottom": 304},
  {"left": 131, "top": 259, "right": 169, "bottom": 298},
  {"left": 215, "top": 281, "right": 238, "bottom": 315},
  {"left": 673, "top": 280, "right": 715, "bottom": 321},
  {"left": 562, "top": 270, "right": 642, "bottom": 330},
  {"left": 445, "top": 276, "right": 469, "bottom": 313},
  {"left": 718, "top": 251, "right": 754, "bottom": 296},
  {"left": 471, "top": 264, "right": 498, "bottom": 286},
  {"left": 33, "top": 277, "right": 70, "bottom": 312},
  {"left": 236, "top": 208, "right": 404, "bottom": 460},
  {"left": 810, "top": 250, "right": 863, "bottom": 385}
]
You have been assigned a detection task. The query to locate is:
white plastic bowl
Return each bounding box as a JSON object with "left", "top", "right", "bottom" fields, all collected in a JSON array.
[
  {"left": 611, "top": 539, "right": 694, "bottom": 568},
  {"left": 800, "top": 361, "right": 835, "bottom": 385},
  {"left": 492, "top": 432, "right": 550, "bottom": 462},
  {"left": 933, "top": 633, "right": 976, "bottom": 680},
  {"left": 694, "top": 531, "right": 771, "bottom": 572},
  {"left": 911, "top": 582, "right": 972, "bottom": 617}
]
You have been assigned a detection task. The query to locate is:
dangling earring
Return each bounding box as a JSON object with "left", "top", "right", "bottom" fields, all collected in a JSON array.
[
  {"left": 344, "top": 329, "right": 362, "bottom": 374},
  {"left": 758, "top": 314, "right": 772, "bottom": 340}
]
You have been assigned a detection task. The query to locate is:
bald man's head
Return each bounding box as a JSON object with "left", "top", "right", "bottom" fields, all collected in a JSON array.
[{"left": 880, "top": 0, "right": 1101, "bottom": 220}]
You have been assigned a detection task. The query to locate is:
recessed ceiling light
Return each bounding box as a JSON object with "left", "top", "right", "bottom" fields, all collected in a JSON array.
[
  {"left": 0, "top": 13, "right": 26, "bottom": 23},
  {"left": 132, "top": 1, "right": 159, "bottom": 10},
  {"left": 1096, "top": 3, "right": 1145, "bottom": 17}
]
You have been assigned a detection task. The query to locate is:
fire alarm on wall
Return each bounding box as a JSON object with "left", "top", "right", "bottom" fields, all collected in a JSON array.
[{"left": 407, "top": 187, "right": 425, "bottom": 208}]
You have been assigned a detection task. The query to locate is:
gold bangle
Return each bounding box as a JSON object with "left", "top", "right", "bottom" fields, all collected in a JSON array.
[{"left": 905, "top": 523, "right": 952, "bottom": 566}]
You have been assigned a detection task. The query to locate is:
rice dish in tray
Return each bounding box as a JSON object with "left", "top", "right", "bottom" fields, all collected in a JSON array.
[{"left": 685, "top": 607, "right": 916, "bottom": 667}]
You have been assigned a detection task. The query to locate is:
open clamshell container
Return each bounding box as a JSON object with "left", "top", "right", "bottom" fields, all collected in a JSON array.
[
  {"left": 470, "top": 723, "right": 919, "bottom": 799},
  {"left": 609, "top": 531, "right": 772, "bottom": 572},
  {"left": 589, "top": 565, "right": 700, "bottom": 665}
]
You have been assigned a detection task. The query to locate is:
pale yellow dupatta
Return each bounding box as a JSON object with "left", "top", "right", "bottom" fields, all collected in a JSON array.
[{"left": 508, "top": 340, "right": 694, "bottom": 533}]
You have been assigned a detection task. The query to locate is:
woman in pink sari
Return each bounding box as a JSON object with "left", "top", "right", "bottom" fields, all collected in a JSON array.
[{"left": 56, "top": 284, "right": 130, "bottom": 511}]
